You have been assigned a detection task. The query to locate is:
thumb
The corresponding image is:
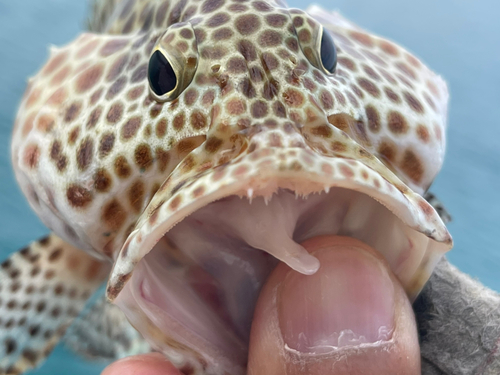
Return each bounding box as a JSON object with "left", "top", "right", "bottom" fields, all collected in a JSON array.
[{"left": 247, "top": 236, "right": 421, "bottom": 375}]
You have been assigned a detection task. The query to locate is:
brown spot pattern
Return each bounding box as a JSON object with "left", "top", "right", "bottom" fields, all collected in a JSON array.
[
  {"left": 94, "top": 169, "right": 113, "bottom": 192},
  {"left": 24, "top": 144, "right": 40, "bottom": 169},
  {"left": 235, "top": 15, "right": 261, "bottom": 35},
  {"left": 327, "top": 113, "right": 353, "bottom": 132},
  {"left": 99, "top": 133, "right": 115, "bottom": 157},
  {"left": 50, "top": 141, "right": 67, "bottom": 172},
  {"left": 103, "top": 199, "right": 126, "bottom": 230},
  {"left": 67, "top": 185, "right": 92, "bottom": 208},
  {"left": 387, "top": 111, "right": 409, "bottom": 134},
  {"left": 64, "top": 102, "right": 82, "bottom": 123},
  {"left": 403, "top": 92, "right": 425, "bottom": 113},
  {"left": 87, "top": 107, "right": 103, "bottom": 129},
  {"left": 134, "top": 144, "right": 153, "bottom": 170},
  {"left": 378, "top": 141, "right": 397, "bottom": 163},
  {"left": 417, "top": 125, "right": 430, "bottom": 143},
  {"left": 190, "top": 111, "right": 207, "bottom": 129},
  {"left": 365, "top": 105, "right": 380, "bottom": 133},
  {"left": 282, "top": 89, "right": 304, "bottom": 107},
  {"left": 128, "top": 180, "right": 146, "bottom": 213},
  {"left": 122, "top": 117, "right": 142, "bottom": 139},
  {"left": 357, "top": 78, "right": 380, "bottom": 97},
  {"left": 251, "top": 101, "right": 268, "bottom": 118},
  {"left": 76, "top": 65, "right": 103, "bottom": 93},
  {"left": 205, "top": 137, "right": 223, "bottom": 153},
  {"left": 401, "top": 149, "right": 424, "bottom": 183},
  {"left": 384, "top": 87, "right": 401, "bottom": 103},
  {"left": 107, "top": 103, "right": 124, "bottom": 123},
  {"left": 173, "top": 114, "right": 185, "bottom": 130},
  {"left": 114, "top": 156, "right": 132, "bottom": 178},
  {"left": 76, "top": 138, "right": 94, "bottom": 171},
  {"left": 259, "top": 30, "right": 282, "bottom": 47}
]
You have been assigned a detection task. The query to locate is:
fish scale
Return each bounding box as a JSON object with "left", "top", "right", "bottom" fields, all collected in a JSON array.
[{"left": 2, "top": 0, "right": 452, "bottom": 373}]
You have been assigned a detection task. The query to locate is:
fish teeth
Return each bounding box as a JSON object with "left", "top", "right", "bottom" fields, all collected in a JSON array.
[{"left": 247, "top": 188, "right": 253, "bottom": 203}]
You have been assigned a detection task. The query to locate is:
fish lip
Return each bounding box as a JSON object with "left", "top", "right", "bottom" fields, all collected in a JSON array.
[{"left": 107, "top": 147, "right": 452, "bottom": 304}]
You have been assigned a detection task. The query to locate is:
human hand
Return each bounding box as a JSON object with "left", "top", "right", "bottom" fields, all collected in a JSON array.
[{"left": 103, "top": 236, "right": 422, "bottom": 374}]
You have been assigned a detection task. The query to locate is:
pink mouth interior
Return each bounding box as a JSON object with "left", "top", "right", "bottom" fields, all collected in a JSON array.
[{"left": 117, "top": 188, "right": 430, "bottom": 373}]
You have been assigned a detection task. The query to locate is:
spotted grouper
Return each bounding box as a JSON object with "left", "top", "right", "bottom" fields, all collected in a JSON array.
[{"left": 1, "top": 0, "right": 453, "bottom": 373}]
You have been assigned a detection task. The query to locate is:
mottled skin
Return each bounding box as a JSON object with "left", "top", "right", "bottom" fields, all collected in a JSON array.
[{"left": 3, "top": 0, "right": 452, "bottom": 373}]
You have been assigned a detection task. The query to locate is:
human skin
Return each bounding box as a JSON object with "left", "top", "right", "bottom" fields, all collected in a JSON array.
[{"left": 103, "top": 236, "right": 420, "bottom": 375}]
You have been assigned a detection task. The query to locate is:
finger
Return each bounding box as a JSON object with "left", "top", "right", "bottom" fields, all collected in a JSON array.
[
  {"left": 247, "top": 235, "right": 420, "bottom": 375},
  {"left": 101, "top": 353, "right": 183, "bottom": 375}
]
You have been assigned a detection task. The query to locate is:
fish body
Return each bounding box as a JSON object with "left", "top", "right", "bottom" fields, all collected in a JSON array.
[{"left": 2, "top": 0, "right": 452, "bottom": 373}]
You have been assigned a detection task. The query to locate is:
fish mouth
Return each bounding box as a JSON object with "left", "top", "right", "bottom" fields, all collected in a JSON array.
[{"left": 110, "top": 148, "right": 451, "bottom": 374}]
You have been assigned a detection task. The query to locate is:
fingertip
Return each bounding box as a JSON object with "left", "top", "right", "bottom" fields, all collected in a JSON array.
[
  {"left": 102, "top": 353, "right": 183, "bottom": 375},
  {"left": 248, "top": 236, "right": 420, "bottom": 375}
]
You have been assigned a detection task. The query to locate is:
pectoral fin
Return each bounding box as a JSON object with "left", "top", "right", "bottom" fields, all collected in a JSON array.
[
  {"left": 0, "top": 234, "right": 109, "bottom": 374},
  {"left": 64, "top": 292, "right": 150, "bottom": 361}
]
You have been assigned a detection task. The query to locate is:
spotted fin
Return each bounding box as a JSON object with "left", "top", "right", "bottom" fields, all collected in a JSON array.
[
  {"left": 88, "top": 0, "right": 155, "bottom": 34},
  {"left": 0, "top": 234, "right": 109, "bottom": 374},
  {"left": 64, "top": 292, "right": 151, "bottom": 361},
  {"left": 88, "top": 0, "right": 123, "bottom": 33},
  {"left": 424, "top": 191, "right": 452, "bottom": 224}
]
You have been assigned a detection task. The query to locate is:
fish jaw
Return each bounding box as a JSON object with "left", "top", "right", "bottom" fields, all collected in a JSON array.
[{"left": 108, "top": 141, "right": 451, "bottom": 373}]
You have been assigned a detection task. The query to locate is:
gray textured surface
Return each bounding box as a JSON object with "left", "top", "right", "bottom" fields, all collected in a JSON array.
[{"left": 416, "top": 258, "right": 500, "bottom": 374}]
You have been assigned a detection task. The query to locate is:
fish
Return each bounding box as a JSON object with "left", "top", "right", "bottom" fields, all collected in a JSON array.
[{"left": 2, "top": 0, "right": 452, "bottom": 373}]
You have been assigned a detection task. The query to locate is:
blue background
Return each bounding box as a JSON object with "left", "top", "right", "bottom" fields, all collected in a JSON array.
[{"left": 0, "top": 0, "right": 498, "bottom": 374}]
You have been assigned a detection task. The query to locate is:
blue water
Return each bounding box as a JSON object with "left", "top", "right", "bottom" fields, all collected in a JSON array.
[{"left": 0, "top": 0, "right": 498, "bottom": 374}]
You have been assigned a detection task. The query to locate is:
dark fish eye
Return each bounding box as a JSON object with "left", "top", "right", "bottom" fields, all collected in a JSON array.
[
  {"left": 320, "top": 28, "right": 337, "bottom": 74},
  {"left": 148, "top": 50, "right": 177, "bottom": 97}
]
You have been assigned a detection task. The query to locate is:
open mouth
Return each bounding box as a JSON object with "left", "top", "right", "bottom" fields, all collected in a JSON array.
[
  {"left": 114, "top": 184, "right": 449, "bottom": 374},
  {"left": 109, "top": 140, "right": 451, "bottom": 374}
]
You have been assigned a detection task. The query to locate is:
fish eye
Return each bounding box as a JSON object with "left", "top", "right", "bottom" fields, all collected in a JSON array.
[
  {"left": 292, "top": 13, "right": 337, "bottom": 76},
  {"left": 148, "top": 50, "right": 178, "bottom": 98},
  {"left": 319, "top": 28, "right": 337, "bottom": 74},
  {"left": 147, "top": 25, "right": 198, "bottom": 103}
]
